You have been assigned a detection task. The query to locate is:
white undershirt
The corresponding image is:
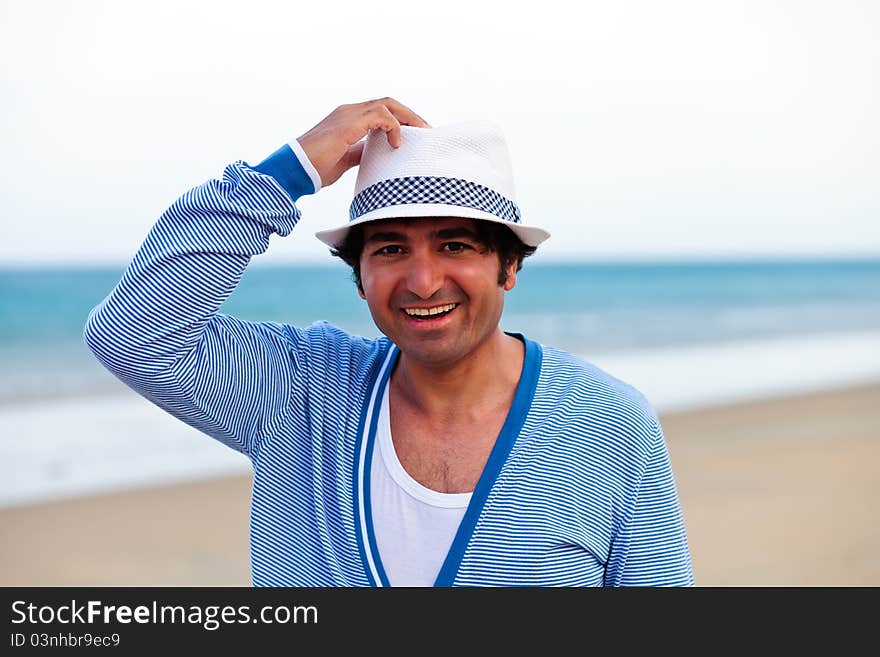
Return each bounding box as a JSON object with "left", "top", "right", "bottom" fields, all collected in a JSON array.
[{"left": 370, "top": 382, "right": 471, "bottom": 586}]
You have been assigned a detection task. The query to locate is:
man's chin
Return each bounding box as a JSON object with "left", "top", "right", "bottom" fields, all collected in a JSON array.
[{"left": 393, "top": 338, "right": 463, "bottom": 368}]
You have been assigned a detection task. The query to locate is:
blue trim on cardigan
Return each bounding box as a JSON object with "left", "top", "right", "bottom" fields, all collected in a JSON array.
[
  {"left": 434, "top": 332, "right": 541, "bottom": 586},
  {"left": 363, "top": 345, "right": 398, "bottom": 587},
  {"left": 252, "top": 144, "right": 315, "bottom": 201},
  {"left": 351, "top": 347, "right": 387, "bottom": 587}
]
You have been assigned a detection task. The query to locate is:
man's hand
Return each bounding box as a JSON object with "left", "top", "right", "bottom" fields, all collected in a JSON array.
[{"left": 297, "top": 98, "right": 430, "bottom": 188}]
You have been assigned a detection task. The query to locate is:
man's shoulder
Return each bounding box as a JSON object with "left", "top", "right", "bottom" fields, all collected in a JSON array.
[
  {"left": 289, "top": 320, "right": 391, "bottom": 362},
  {"left": 535, "top": 342, "right": 660, "bottom": 438},
  {"left": 528, "top": 343, "right": 664, "bottom": 481}
]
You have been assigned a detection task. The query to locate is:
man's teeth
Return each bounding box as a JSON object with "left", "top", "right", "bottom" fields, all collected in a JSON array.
[{"left": 403, "top": 303, "right": 458, "bottom": 317}]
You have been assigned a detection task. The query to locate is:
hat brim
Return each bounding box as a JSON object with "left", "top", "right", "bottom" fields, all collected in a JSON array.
[{"left": 314, "top": 203, "right": 551, "bottom": 250}]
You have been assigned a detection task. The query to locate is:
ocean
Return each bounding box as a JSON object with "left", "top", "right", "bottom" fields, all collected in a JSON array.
[
  {"left": 2, "top": 258, "right": 880, "bottom": 505},
  {"left": 3, "top": 258, "right": 880, "bottom": 406}
]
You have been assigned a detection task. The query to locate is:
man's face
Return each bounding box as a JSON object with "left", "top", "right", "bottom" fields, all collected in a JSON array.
[{"left": 358, "top": 217, "right": 517, "bottom": 368}]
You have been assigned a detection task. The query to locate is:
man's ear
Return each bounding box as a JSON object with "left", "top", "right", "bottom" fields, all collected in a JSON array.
[
  {"left": 357, "top": 287, "right": 366, "bottom": 300},
  {"left": 502, "top": 261, "right": 518, "bottom": 292}
]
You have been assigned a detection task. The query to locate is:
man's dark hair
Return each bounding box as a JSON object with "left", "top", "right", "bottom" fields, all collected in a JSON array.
[{"left": 329, "top": 218, "right": 537, "bottom": 295}]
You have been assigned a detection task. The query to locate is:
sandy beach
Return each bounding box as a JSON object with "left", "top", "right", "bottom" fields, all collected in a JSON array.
[{"left": 1, "top": 381, "right": 878, "bottom": 587}]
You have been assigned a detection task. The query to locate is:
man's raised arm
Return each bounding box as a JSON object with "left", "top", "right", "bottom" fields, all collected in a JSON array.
[{"left": 82, "top": 98, "right": 429, "bottom": 461}]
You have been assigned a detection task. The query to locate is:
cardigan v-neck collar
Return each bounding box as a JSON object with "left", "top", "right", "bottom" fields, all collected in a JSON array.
[{"left": 352, "top": 332, "right": 543, "bottom": 587}]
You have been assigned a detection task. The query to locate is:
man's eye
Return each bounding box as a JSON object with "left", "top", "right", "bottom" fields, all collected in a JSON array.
[
  {"left": 376, "top": 245, "right": 403, "bottom": 255},
  {"left": 444, "top": 242, "right": 471, "bottom": 252}
]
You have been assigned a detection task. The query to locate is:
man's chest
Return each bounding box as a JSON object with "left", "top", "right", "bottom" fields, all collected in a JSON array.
[{"left": 389, "top": 401, "right": 509, "bottom": 494}]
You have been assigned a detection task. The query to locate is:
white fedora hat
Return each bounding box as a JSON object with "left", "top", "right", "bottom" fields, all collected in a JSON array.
[{"left": 314, "top": 120, "right": 551, "bottom": 249}]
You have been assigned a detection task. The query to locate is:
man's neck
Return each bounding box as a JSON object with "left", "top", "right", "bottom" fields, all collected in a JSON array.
[{"left": 391, "top": 330, "right": 525, "bottom": 422}]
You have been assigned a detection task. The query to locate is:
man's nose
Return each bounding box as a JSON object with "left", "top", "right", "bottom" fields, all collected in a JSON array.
[{"left": 405, "top": 251, "right": 445, "bottom": 300}]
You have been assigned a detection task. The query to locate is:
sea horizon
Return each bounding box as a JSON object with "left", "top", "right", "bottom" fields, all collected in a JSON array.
[{"left": 2, "top": 258, "right": 879, "bottom": 404}]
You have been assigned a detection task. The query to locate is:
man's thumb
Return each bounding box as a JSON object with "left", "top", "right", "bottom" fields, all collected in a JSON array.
[{"left": 345, "top": 140, "right": 365, "bottom": 169}]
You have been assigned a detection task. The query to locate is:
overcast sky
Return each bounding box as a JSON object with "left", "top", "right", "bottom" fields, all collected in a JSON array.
[{"left": 2, "top": 0, "right": 878, "bottom": 266}]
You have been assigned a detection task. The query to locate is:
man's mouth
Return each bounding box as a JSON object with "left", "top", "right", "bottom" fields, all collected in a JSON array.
[{"left": 400, "top": 303, "right": 460, "bottom": 322}]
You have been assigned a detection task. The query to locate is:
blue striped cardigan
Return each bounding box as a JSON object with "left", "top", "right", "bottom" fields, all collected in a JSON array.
[{"left": 83, "top": 144, "right": 694, "bottom": 587}]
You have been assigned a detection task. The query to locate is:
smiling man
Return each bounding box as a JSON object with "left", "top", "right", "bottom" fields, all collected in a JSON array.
[{"left": 84, "top": 98, "right": 694, "bottom": 587}]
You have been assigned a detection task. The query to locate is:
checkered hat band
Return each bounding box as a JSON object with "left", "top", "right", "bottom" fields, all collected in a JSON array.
[{"left": 349, "top": 176, "right": 521, "bottom": 224}]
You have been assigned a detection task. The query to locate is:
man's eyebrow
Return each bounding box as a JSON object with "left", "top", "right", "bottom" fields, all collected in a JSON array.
[
  {"left": 363, "top": 231, "right": 408, "bottom": 248},
  {"left": 363, "top": 227, "right": 484, "bottom": 248},
  {"left": 429, "top": 227, "right": 483, "bottom": 242}
]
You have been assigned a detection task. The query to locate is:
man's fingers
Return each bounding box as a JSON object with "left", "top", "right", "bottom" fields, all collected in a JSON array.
[
  {"left": 381, "top": 97, "right": 431, "bottom": 128},
  {"left": 365, "top": 97, "right": 431, "bottom": 129},
  {"left": 369, "top": 104, "right": 402, "bottom": 148}
]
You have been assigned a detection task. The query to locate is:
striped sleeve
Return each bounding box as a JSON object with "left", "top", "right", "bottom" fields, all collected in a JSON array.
[
  {"left": 604, "top": 420, "right": 695, "bottom": 586},
  {"left": 83, "top": 152, "right": 312, "bottom": 462}
]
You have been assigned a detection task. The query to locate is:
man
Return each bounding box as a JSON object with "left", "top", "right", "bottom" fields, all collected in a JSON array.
[{"left": 84, "top": 98, "right": 694, "bottom": 586}]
